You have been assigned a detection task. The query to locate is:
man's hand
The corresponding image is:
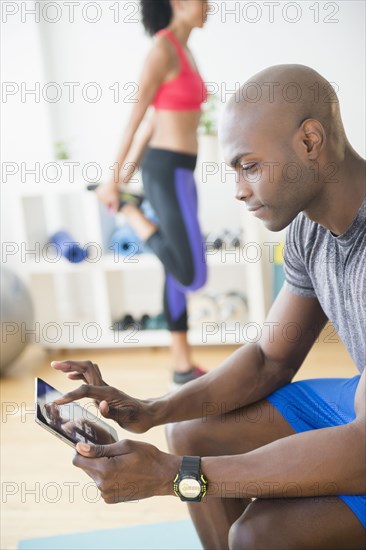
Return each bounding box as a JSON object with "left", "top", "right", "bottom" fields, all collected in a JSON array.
[
  {"left": 51, "top": 360, "right": 111, "bottom": 417},
  {"left": 51, "top": 360, "right": 107, "bottom": 386},
  {"left": 73, "top": 440, "right": 181, "bottom": 503},
  {"left": 52, "top": 381, "right": 153, "bottom": 434}
]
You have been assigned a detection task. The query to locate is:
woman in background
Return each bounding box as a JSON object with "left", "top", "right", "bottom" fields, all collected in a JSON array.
[{"left": 97, "top": 0, "right": 210, "bottom": 386}]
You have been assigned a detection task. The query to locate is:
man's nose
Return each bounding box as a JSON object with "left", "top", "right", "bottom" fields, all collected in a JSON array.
[{"left": 235, "top": 176, "right": 253, "bottom": 202}]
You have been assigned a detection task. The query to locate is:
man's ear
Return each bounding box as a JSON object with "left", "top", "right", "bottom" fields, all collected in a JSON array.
[{"left": 300, "top": 119, "right": 325, "bottom": 160}]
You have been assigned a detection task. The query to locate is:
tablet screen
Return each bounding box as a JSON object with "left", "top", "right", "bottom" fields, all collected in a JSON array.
[{"left": 35, "top": 378, "right": 118, "bottom": 447}]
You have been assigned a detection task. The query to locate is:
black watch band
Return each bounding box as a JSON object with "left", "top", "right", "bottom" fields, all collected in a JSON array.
[
  {"left": 181, "top": 455, "right": 200, "bottom": 474},
  {"left": 173, "top": 455, "right": 207, "bottom": 502}
]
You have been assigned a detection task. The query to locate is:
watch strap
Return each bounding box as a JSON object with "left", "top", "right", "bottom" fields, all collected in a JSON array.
[
  {"left": 181, "top": 455, "right": 201, "bottom": 474},
  {"left": 173, "top": 456, "right": 207, "bottom": 502}
]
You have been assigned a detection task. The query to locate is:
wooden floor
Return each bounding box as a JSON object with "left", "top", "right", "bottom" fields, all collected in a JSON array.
[{"left": 1, "top": 338, "right": 357, "bottom": 549}]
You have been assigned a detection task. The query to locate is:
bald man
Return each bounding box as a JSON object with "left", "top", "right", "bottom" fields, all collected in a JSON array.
[{"left": 53, "top": 65, "right": 365, "bottom": 548}]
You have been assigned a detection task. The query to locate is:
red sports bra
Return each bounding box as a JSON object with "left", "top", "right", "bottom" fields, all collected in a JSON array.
[{"left": 152, "top": 29, "right": 207, "bottom": 111}]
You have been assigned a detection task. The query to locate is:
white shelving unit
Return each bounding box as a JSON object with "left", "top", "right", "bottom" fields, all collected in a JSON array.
[{"left": 8, "top": 149, "right": 275, "bottom": 349}]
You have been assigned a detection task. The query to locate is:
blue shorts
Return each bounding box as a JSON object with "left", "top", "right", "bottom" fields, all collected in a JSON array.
[{"left": 266, "top": 375, "right": 366, "bottom": 529}]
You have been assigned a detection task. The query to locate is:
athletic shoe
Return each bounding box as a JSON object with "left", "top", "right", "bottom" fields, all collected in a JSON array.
[
  {"left": 144, "top": 313, "right": 168, "bottom": 330},
  {"left": 112, "top": 314, "right": 142, "bottom": 331},
  {"left": 172, "top": 366, "right": 207, "bottom": 387}
]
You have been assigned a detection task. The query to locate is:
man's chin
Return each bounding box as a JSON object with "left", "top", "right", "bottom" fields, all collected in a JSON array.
[{"left": 263, "top": 216, "right": 291, "bottom": 232}]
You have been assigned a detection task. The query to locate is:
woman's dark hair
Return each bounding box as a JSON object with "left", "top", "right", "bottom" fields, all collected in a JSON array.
[{"left": 140, "top": 1, "right": 172, "bottom": 36}]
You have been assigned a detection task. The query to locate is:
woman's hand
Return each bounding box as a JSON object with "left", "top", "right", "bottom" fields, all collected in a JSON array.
[{"left": 96, "top": 182, "right": 121, "bottom": 213}]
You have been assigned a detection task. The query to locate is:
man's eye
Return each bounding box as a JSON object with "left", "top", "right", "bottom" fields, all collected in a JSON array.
[{"left": 242, "top": 163, "right": 257, "bottom": 173}]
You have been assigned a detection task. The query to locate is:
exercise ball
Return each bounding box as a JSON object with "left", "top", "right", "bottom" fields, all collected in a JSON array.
[{"left": 0, "top": 267, "right": 34, "bottom": 375}]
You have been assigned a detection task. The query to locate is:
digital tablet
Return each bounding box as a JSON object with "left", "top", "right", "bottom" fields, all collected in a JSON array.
[{"left": 35, "top": 377, "right": 118, "bottom": 448}]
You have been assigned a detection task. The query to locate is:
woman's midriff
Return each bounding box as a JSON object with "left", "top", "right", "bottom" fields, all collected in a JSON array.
[{"left": 149, "top": 110, "right": 202, "bottom": 155}]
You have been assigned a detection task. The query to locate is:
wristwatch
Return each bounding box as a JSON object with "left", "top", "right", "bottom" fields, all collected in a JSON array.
[{"left": 173, "top": 456, "right": 208, "bottom": 502}]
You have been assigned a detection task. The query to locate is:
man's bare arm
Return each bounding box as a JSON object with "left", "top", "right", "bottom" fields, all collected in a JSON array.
[
  {"left": 53, "top": 288, "right": 327, "bottom": 434},
  {"left": 202, "top": 369, "right": 365, "bottom": 498},
  {"left": 151, "top": 287, "right": 328, "bottom": 425}
]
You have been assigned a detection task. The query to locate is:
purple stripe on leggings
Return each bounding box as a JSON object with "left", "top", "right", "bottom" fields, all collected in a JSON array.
[{"left": 166, "top": 168, "right": 207, "bottom": 321}]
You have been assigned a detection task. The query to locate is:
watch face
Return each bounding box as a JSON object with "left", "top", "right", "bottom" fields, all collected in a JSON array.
[{"left": 178, "top": 478, "right": 201, "bottom": 499}]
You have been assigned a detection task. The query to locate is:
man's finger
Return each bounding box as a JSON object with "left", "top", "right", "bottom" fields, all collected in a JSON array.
[
  {"left": 72, "top": 453, "right": 99, "bottom": 478},
  {"left": 51, "top": 360, "right": 94, "bottom": 373},
  {"left": 67, "top": 373, "right": 85, "bottom": 380},
  {"left": 99, "top": 400, "right": 110, "bottom": 417},
  {"left": 76, "top": 440, "right": 132, "bottom": 458},
  {"left": 53, "top": 384, "right": 111, "bottom": 405}
]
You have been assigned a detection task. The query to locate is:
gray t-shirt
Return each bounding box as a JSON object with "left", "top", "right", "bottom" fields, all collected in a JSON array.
[{"left": 283, "top": 198, "right": 366, "bottom": 374}]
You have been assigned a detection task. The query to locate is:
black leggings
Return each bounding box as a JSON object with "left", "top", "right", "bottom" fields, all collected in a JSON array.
[{"left": 141, "top": 147, "right": 207, "bottom": 332}]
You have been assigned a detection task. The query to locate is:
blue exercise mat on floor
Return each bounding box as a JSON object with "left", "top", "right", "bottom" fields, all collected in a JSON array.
[{"left": 18, "top": 519, "right": 203, "bottom": 550}]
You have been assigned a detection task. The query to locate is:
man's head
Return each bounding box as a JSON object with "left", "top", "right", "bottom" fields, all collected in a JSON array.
[{"left": 220, "top": 64, "right": 347, "bottom": 231}]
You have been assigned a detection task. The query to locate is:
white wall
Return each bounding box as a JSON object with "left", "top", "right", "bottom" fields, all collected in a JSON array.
[
  {"left": 4, "top": 0, "right": 363, "bottom": 168},
  {"left": 2, "top": 0, "right": 365, "bottom": 245},
  {"left": 1, "top": 2, "right": 54, "bottom": 260},
  {"left": 195, "top": 0, "right": 365, "bottom": 153},
  {"left": 39, "top": 0, "right": 366, "bottom": 164},
  {"left": 2, "top": 3, "right": 53, "bottom": 164}
]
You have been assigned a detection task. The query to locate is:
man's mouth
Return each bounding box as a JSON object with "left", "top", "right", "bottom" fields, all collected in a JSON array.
[{"left": 247, "top": 204, "right": 263, "bottom": 213}]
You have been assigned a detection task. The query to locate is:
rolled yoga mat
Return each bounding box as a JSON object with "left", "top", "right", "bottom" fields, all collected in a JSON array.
[{"left": 49, "top": 230, "right": 88, "bottom": 263}]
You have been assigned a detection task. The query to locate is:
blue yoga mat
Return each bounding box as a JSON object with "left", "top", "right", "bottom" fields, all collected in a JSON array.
[{"left": 18, "top": 519, "right": 203, "bottom": 550}]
